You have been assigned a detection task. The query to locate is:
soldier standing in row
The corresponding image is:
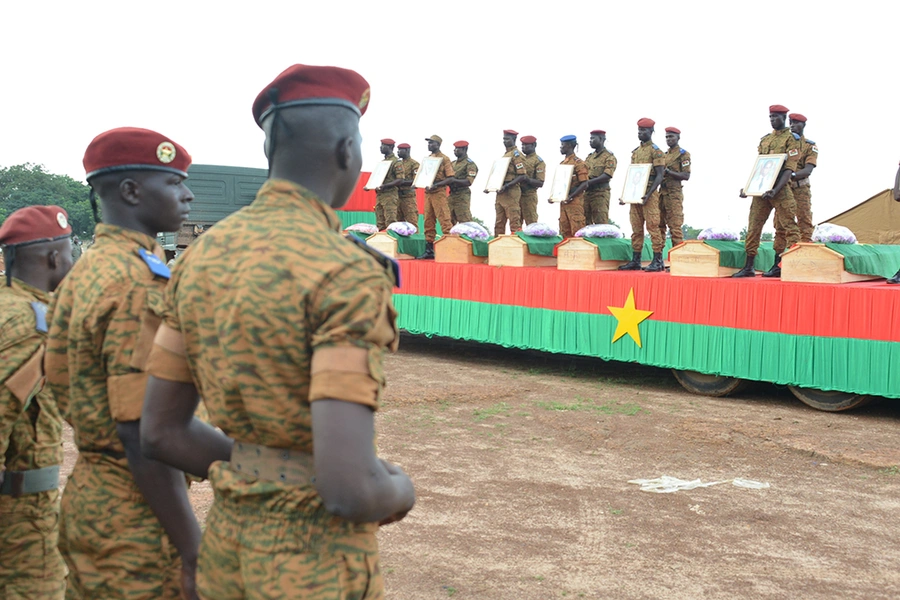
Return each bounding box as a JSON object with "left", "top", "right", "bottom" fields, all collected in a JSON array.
[
  {"left": 0, "top": 206, "right": 73, "bottom": 599},
  {"left": 396, "top": 143, "right": 420, "bottom": 225},
  {"left": 788, "top": 113, "right": 818, "bottom": 243},
  {"left": 418, "top": 135, "right": 456, "bottom": 259},
  {"left": 519, "top": 135, "right": 545, "bottom": 225},
  {"left": 554, "top": 135, "right": 589, "bottom": 238},
  {"left": 448, "top": 141, "right": 478, "bottom": 224},
  {"left": 580, "top": 129, "right": 617, "bottom": 225},
  {"left": 140, "top": 63, "right": 415, "bottom": 599},
  {"left": 488, "top": 129, "right": 528, "bottom": 236},
  {"left": 373, "top": 138, "right": 405, "bottom": 230},
  {"left": 45, "top": 128, "right": 201, "bottom": 599},
  {"left": 659, "top": 127, "right": 691, "bottom": 247},
  {"left": 618, "top": 118, "right": 666, "bottom": 272},
  {"left": 732, "top": 105, "right": 801, "bottom": 278}
]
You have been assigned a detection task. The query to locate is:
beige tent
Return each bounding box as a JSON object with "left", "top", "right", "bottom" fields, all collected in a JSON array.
[{"left": 824, "top": 189, "right": 900, "bottom": 245}]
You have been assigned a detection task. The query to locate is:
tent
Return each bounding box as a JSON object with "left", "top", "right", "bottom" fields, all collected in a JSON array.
[{"left": 823, "top": 189, "right": 900, "bottom": 245}]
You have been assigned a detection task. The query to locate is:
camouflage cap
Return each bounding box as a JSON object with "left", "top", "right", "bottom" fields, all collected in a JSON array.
[{"left": 426, "top": 135, "right": 442, "bottom": 144}]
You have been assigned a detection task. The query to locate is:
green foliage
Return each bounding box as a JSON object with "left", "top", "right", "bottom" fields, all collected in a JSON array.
[
  {"left": 0, "top": 164, "right": 94, "bottom": 237},
  {"left": 760, "top": 232, "right": 774, "bottom": 241},
  {"left": 681, "top": 224, "right": 703, "bottom": 240}
]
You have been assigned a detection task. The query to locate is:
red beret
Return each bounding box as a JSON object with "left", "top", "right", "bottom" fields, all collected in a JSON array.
[
  {"left": 397, "top": 143, "right": 411, "bottom": 149},
  {"left": 590, "top": 130, "right": 606, "bottom": 135},
  {"left": 453, "top": 140, "right": 468, "bottom": 148},
  {"left": 520, "top": 135, "right": 537, "bottom": 144},
  {"left": 503, "top": 129, "right": 519, "bottom": 136},
  {"left": 789, "top": 113, "right": 807, "bottom": 123},
  {"left": 0, "top": 205, "right": 72, "bottom": 247},
  {"left": 665, "top": 127, "right": 681, "bottom": 134},
  {"left": 252, "top": 64, "right": 371, "bottom": 126},
  {"left": 380, "top": 138, "right": 395, "bottom": 145},
  {"left": 637, "top": 118, "right": 655, "bottom": 128},
  {"left": 769, "top": 104, "right": 789, "bottom": 113},
  {"left": 83, "top": 127, "right": 192, "bottom": 181}
]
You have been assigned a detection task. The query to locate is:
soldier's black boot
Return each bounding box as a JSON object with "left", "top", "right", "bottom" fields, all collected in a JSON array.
[
  {"left": 416, "top": 241, "right": 435, "bottom": 260},
  {"left": 732, "top": 255, "right": 756, "bottom": 278},
  {"left": 618, "top": 251, "right": 642, "bottom": 271},
  {"left": 887, "top": 268, "right": 900, "bottom": 285},
  {"left": 762, "top": 253, "right": 782, "bottom": 278},
  {"left": 643, "top": 252, "right": 665, "bottom": 272}
]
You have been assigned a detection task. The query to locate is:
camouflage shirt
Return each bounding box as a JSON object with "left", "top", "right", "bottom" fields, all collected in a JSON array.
[
  {"left": 0, "top": 280, "right": 62, "bottom": 471},
  {"left": 522, "top": 153, "right": 546, "bottom": 192},
  {"left": 375, "top": 153, "right": 405, "bottom": 201},
  {"left": 425, "top": 152, "right": 456, "bottom": 195},
  {"left": 797, "top": 135, "right": 818, "bottom": 174},
  {"left": 45, "top": 224, "right": 168, "bottom": 453},
  {"left": 662, "top": 145, "right": 691, "bottom": 188},
  {"left": 398, "top": 157, "right": 420, "bottom": 197},
  {"left": 758, "top": 128, "right": 802, "bottom": 172},
  {"left": 584, "top": 148, "right": 617, "bottom": 191},
  {"left": 502, "top": 147, "right": 527, "bottom": 183},
  {"left": 449, "top": 158, "right": 478, "bottom": 193},
  {"left": 631, "top": 141, "right": 667, "bottom": 193},
  {"left": 561, "top": 154, "right": 589, "bottom": 199}
]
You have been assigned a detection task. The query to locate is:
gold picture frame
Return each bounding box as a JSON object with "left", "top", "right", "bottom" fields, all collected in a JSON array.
[
  {"left": 413, "top": 157, "right": 444, "bottom": 189},
  {"left": 620, "top": 164, "right": 652, "bottom": 204},
  {"left": 743, "top": 154, "right": 787, "bottom": 197},
  {"left": 363, "top": 160, "right": 394, "bottom": 191},
  {"left": 548, "top": 164, "right": 575, "bottom": 203},
  {"left": 484, "top": 157, "right": 512, "bottom": 192}
]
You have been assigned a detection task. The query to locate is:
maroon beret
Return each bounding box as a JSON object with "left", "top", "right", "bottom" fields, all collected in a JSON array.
[
  {"left": 0, "top": 205, "right": 72, "bottom": 247},
  {"left": 453, "top": 140, "right": 468, "bottom": 148},
  {"left": 789, "top": 113, "right": 807, "bottom": 123},
  {"left": 769, "top": 104, "right": 789, "bottom": 114},
  {"left": 252, "top": 64, "right": 371, "bottom": 126},
  {"left": 380, "top": 138, "right": 395, "bottom": 145},
  {"left": 590, "top": 129, "right": 606, "bottom": 135},
  {"left": 665, "top": 127, "right": 681, "bottom": 134},
  {"left": 637, "top": 118, "right": 655, "bottom": 128},
  {"left": 520, "top": 135, "right": 537, "bottom": 144},
  {"left": 397, "top": 143, "right": 411, "bottom": 149},
  {"left": 83, "top": 127, "right": 192, "bottom": 181},
  {"left": 503, "top": 129, "right": 519, "bottom": 136}
]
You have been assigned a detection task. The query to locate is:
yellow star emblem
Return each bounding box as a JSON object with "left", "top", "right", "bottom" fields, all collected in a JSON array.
[{"left": 607, "top": 288, "right": 653, "bottom": 348}]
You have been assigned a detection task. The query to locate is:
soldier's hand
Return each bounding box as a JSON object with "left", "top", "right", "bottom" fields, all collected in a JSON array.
[
  {"left": 483, "top": 189, "right": 490, "bottom": 194},
  {"left": 738, "top": 189, "right": 747, "bottom": 199},
  {"left": 762, "top": 190, "right": 775, "bottom": 201},
  {"left": 375, "top": 186, "right": 383, "bottom": 192},
  {"left": 641, "top": 194, "right": 651, "bottom": 205},
  {"left": 180, "top": 559, "right": 200, "bottom": 600},
  {"left": 618, "top": 199, "right": 626, "bottom": 206}
]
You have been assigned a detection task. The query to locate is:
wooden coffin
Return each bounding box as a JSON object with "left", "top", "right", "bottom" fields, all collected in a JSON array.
[
  {"left": 487, "top": 235, "right": 557, "bottom": 268},
  {"left": 434, "top": 235, "right": 487, "bottom": 264},
  {"left": 781, "top": 243, "right": 880, "bottom": 284},
  {"left": 668, "top": 240, "right": 740, "bottom": 278}
]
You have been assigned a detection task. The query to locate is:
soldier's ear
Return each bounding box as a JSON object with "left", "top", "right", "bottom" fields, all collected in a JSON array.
[{"left": 336, "top": 136, "right": 354, "bottom": 170}]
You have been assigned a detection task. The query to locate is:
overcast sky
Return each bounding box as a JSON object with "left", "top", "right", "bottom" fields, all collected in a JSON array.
[{"left": 3, "top": 1, "right": 898, "bottom": 233}]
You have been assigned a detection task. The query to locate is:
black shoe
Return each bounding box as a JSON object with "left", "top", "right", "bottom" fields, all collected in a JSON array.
[
  {"left": 618, "top": 251, "right": 643, "bottom": 271},
  {"left": 888, "top": 269, "right": 900, "bottom": 284},
  {"left": 732, "top": 256, "right": 756, "bottom": 278},
  {"left": 416, "top": 241, "right": 435, "bottom": 260},
  {"left": 643, "top": 252, "right": 665, "bottom": 272},
  {"left": 762, "top": 253, "right": 782, "bottom": 278}
]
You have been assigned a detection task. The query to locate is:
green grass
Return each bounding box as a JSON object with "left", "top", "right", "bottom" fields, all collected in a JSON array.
[
  {"left": 473, "top": 402, "right": 512, "bottom": 421},
  {"left": 535, "top": 397, "right": 647, "bottom": 415},
  {"left": 879, "top": 465, "right": 899, "bottom": 476}
]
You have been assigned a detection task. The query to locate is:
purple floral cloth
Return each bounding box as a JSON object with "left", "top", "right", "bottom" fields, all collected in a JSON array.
[
  {"left": 387, "top": 221, "right": 417, "bottom": 236},
  {"left": 575, "top": 224, "right": 624, "bottom": 239},
  {"left": 345, "top": 223, "right": 378, "bottom": 235},
  {"left": 812, "top": 223, "right": 857, "bottom": 244},
  {"left": 522, "top": 222, "right": 559, "bottom": 237},
  {"left": 698, "top": 227, "right": 739, "bottom": 241},
  {"left": 449, "top": 222, "right": 490, "bottom": 241}
]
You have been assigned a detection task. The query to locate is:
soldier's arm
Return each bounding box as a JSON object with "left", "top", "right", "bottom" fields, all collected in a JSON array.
[
  {"left": 587, "top": 173, "right": 612, "bottom": 188},
  {"left": 763, "top": 169, "right": 793, "bottom": 201},
  {"left": 643, "top": 165, "right": 666, "bottom": 201},
  {"left": 792, "top": 163, "right": 815, "bottom": 180}
]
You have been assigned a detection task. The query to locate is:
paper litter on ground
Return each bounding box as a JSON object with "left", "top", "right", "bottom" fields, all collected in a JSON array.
[{"left": 628, "top": 476, "right": 770, "bottom": 493}]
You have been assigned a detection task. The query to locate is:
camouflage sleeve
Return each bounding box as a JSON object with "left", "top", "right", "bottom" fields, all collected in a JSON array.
[
  {"left": 681, "top": 151, "right": 691, "bottom": 173},
  {"left": 308, "top": 260, "right": 398, "bottom": 408},
  {"left": 0, "top": 312, "right": 43, "bottom": 458},
  {"left": 535, "top": 159, "right": 546, "bottom": 183},
  {"left": 146, "top": 268, "right": 193, "bottom": 385},
  {"left": 652, "top": 148, "right": 666, "bottom": 168},
  {"left": 466, "top": 161, "right": 478, "bottom": 185},
  {"left": 804, "top": 142, "right": 818, "bottom": 167},
  {"left": 442, "top": 156, "right": 455, "bottom": 179},
  {"left": 575, "top": 161, "right": 589, "bottom": 183},
  {"left": 513, "top": 152, "right": 526, "bottom": 176},
  {"left": 784, "top": 136, "right": 801, "bottom": 172},
  {"left": 604, "top": 154, "right": 617, "bottom": 178},
  {"left": 44, "top": 287, "right": 73, "bottom": 413},
  {"left": 391, "top": 160, "right": 405, "bottom": 180}
]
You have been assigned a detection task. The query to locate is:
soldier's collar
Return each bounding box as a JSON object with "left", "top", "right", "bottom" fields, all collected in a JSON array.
[
  {"left": 7, "top": 277, "right": 51, "bottom": 304},
  {"left": 94, "top": 223, "right": 159, "bottom": 253},
  {"left": 258, "top": 179, "right": 343, "bottom": 232}
]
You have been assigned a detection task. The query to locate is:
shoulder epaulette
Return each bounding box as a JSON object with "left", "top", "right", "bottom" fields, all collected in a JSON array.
[
  {"left": 467, "top": 158, "right": 473, "bottom": 163},
  {"left": 513, "top": 150, "right": 521, "bottom": 157},
  {"left": 632, "top": 146, "right": 639, "bottom": 152},
  {"left": 652, "top": 144, "right": 660, "bottom": 150},
  {"left": 792, "top": 132, "right": 801, "bottom": 140},
  {"left": 137, "top": 248, "right": 170, "bottom": 280},
  {"left": 344, "top": 234, "right": 401, "bottom": 288},
  {"left": 537, "top": 156, "right": 544, "bottom": 163},
  {"left": 805, "top": 139, "right": 815, "bottom": 145},
  {"left": 679, "top": 148, "right": 686, "bottom": 154},
  {"left": 30, "top": 301, "right": 48, "bottom": 333}
]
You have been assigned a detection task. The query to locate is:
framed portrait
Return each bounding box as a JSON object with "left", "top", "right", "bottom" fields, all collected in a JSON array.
[
  {"left": 413, "top": 157, "right": 444, "bottom": 189},
  {"left": 484, "top": 157, "right": 512, "bottom": 192},
  {"left": 619, "top": 164, "right": 652, "bottom": 204},
  {"left": 743, "top": 154, "right": 786, "bottom": 196},
  {"left": 363, "top": 160, "right": 394, "bottom": 191},
  {"left": 548, "top": 164, "right": 575, "bottom": 203}
]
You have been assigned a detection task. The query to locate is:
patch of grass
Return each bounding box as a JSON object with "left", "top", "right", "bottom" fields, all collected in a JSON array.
[
  {"left": 879, "top": 465, "right": 900, "bottom": 476},
  {"left": 473, "top": 402, "right": 511, "bottom": 421},
  {"left": 608, "top": 506, "right": 624, "bottom": 516},
  {"left": 437, "top": 399, "right": 450, "bottom": 411},
  {"left": 533, "top": 575, "right": 545, "bottom": 581},
  {"left": 535, "top": 397, "right": 647, "bottom": 415},
  {"left": 444, "top": 586, "right": 457, "bottom": 596}
]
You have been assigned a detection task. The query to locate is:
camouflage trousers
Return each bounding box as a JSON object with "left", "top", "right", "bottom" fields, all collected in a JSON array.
[
  {"left": 0, "top": 490, "right": 67, "bottom": 599},
  {"left": 196, "top": 491, "right": 382, "bottom": 599},
  {"left": 495, "top": 186, "right": 522, "bottom": 235},
  {"left": 793, "top": 183, "right": 814, "bottom": 243},
  {"left": 448, "top": 190, "right": 472, "bottom": 225},
  {"left": 559, "top": 194, "right": 586, "bottom": 238},
  {"left": 60, "top": 453, "right": 182, "bottom": 600},
  {"left": 629, "top": 191, "right": 663, "bottom": 253},
  {"left": 374, "top": 189, "right": 399, "bottom": 230},
  {"left": 519, "top": 190, "right": 539, "bottom": 225},
  {"left": 583, "top": 188, "right": 611, "bottom": 225},
  {"left": 658, "top": 185, "right": 685, "bottom": 246},
  {"left": 424, "top": 190, "right": 451, "bottom": 243},
  {"left": 744, "top": 187, "right": 799, "bottom": 256},
  {"left": 398, "top": 193, "right": 419, "bottom": 227}
]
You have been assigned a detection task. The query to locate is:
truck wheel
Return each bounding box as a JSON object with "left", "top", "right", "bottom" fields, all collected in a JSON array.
[
  {"left": 787, "top": 386, "right": 873, "bottom": 412},
  {"left": 672, "top": 370, "right": 746, "bottom": 397}
]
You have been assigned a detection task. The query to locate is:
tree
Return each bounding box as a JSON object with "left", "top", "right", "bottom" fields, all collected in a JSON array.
[
  {"left": 0, "top": 164, "right": 94, "bottom": 237},
  {"left": 761, "top": 232, "right": 774, "bottom": 241}
]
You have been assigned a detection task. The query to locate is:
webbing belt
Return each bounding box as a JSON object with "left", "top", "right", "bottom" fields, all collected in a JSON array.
[
  {"left": 230, "top": 441, "right": 316, "bottom": 486},
  {"left": 0, "top": 465, "right": 60, "bottom": 497}
]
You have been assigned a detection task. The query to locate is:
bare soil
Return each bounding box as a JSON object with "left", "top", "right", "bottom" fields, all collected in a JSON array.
[{"left": 62, "top": 335, "right": 900, "bottom": 600}]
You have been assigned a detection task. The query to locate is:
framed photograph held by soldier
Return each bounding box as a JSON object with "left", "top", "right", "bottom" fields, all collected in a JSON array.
[
  {"left": 363, "top": 160, "right": 394, "bottom": 190},
  {"left": 413, "top": 157, "right": 444, "bottom": 188},
  {"left": 548, "top": 164, "right": 575, "bottom": 203},
  {"left": 743, "top": 154, "right": 786, "bottom": 197},
  {"left": 620, "top": 164, "right": 653, "bottom": 204},
  {"left": 483, "top": 157, "right": 512, "bottom": 192}
]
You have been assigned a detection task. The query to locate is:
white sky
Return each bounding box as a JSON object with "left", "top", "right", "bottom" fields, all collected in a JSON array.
[{"left": 3, "top": 1, "right": 899, "bottom": 234}]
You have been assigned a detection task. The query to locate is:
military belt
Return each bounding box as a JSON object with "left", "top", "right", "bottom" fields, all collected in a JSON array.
[
  {"left": 0, "top": 465, "right": 60, "bottom": 497},
  {"left": 790, "top": 178, "right": 810, "bottom": 188},
  {"left": 230, "top": 441, "right": 316, "bottom": 486}
]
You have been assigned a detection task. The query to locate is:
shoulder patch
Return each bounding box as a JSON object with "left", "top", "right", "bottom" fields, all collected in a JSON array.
[
  {"left": 788, "top": 148, "right": 799, "bottom": 157},
  {"left": 344, "top": 234, "right": 401, "bottom": 288},
  {"left": 30, "top": 301, "right": 48, "bottom": 333},
  {"left": 811, "top": 145, "right": 818, "bottom": 153},
  {"left": 679, "top": 148, "right": 686, "bottom": 154},
  {"left": 137, "top": 248, "right": 170, "bottom": 279},
  {"left": 805, "top": 139, "right": 815, "bottom": 145},
  {"left": 792, "top": 132, "right": 801, "bottom": 140}
]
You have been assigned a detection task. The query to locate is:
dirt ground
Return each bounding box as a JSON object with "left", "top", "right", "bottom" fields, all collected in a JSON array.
[{"left": 62, "top": 335, "right": 900, "bottom": 600}]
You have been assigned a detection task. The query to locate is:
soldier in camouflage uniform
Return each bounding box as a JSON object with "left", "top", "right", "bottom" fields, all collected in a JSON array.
[
  {"left": 580, "top": 130, "right": 617, "bottom": 225},
  {"left": 658, "top": 127, "right": 691, "bottom": 247},
  {"left": 417, "top": 135, "right": 456, "bottom": 259},
  {"left": 488, "top": 129, "right": 528, "bottom": 235},
  {"left": 0, "top": 205, "right": 73, "bottom": 599},
  {"left": 553, "top": 135, "right": 589, "bottom": 238},
  {"left": 140, "top": 63, "right": 415, "bottom": 600},
  {"left": 373, "top": 138, "right": 405, "bottom": 230},
  {"left": 618, "top": 118, "right": 667, "bottom": 272},
  {"left": 519, "top": 135, "right": 545, "bottom": 225},
  {"left": 891, "top": 162, "right": 900, "bottom": 284},
  {"left": 447, "top": 141, "right": 478, "bottom": 225},
  {"left": 396, "top": 143, "right": 420, "bottom": 226},
  {"left": 45, "top": 128, "right": 201, "bottom": 600},
  {"left": 733, "top": 105, "right": 802, "bottom": 278},
  {"left": 788, "top": 113, "right": 818, "bottom": 243}
]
